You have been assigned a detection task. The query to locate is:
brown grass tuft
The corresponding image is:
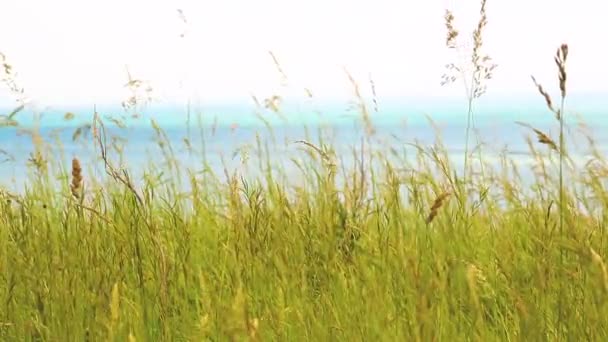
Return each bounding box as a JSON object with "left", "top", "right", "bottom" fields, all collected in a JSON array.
[
  {"left": 70, "top": 157, "right": 83, "bottom": 199},
  {"left": 426, "top": 192, "right": 451, "bottom": 224}
]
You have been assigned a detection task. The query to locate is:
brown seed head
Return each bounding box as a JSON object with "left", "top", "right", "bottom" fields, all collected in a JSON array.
[
  {"left": 531, "top": 76, "right": 558, "bottom": 119},
  {"left": 560, "top": 44, "right": 569, "bottom": 61},
  {"left": 555, "top": 43, "right": 568, "bottom": 99},
  {"left": 426, "top": 192, "right": 451, "bottom": 224},
  {"left": 444, "top": 10, "right": 459, "bottom": 48},
  {"left": 516, "top": 122, "right": 559, "bottom": 152},
  {"left": 71, "top": 157, "right": 83, "bottom": 199},
  {"left": 532, "top": 128, "right": 559, "bottom": 152}
]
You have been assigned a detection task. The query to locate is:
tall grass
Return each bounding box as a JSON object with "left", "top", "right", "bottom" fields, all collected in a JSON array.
[
  {"left": 442, "top": 0, "right": 497, "bottom": 211},
  {"left": 1, "top": 2, "right": 607, "bottom": 340}
]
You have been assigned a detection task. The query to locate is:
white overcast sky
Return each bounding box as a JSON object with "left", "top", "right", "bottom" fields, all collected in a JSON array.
[{"left": 0, "top": 0, "right": 606, "bottom": 107}]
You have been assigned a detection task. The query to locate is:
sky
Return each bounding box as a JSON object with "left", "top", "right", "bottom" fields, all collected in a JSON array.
[{"left": 0, "top": 0, "right": 606, "bottom": 108}]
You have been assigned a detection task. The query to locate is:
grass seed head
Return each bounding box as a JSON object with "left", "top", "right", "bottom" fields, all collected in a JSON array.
[
  {"left": 555, "top": 43, "right": 568, "bottom": 99},
  {"left": 444, "top": 10, "right": 459, "bottom": 48},
  {"left": 532, "top": 128, "right": 559, "bottom": 152},
  {"left": 70, "top": 157, "right": 83, "bottom": 199},
  {"left": 531, "top": 76, "right": 558, "bottom": 119},
  {"left": 516, "top": 122, "right": 559, "bottom": 152},
  {"left": 426, "top": 191, "right": 451, "bottom": 224}
]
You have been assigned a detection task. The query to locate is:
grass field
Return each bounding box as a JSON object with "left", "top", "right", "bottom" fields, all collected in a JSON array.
[{"left": 2, "top": 1, "right": 608, "bottom": 341}]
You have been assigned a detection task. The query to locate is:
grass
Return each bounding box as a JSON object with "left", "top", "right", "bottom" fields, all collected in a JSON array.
[{"left": 1, "top": 1, "right": 608, "bottom": 340}]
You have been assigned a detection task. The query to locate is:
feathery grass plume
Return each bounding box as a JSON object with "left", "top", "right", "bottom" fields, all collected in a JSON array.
[
  {"left": 529, "top": 45, "right": 569, "bottom": 163},
  {"left": 264, "top": 95, "right": 282, "bottom": 113},
  {"left": 441, "top": 0, "right": 498, "bottom": 97},
  {"left": 444, "top": 10, "right": 458, "bottom": 48},
  {"left": 441, "top": 0, "right": 496, "bottom": 213},
  {"left": 556, "top": 44, "right": 568, "bottom": 99},
  {"left": 70, "top": 157, "right": 83, "bottom": 199},
  {"left": 369, "top": 73, "right": 379, "bottom": 113},
  {"left": 122, "top": 66, "right": 154, "bottom": 116},
  {"left": 533, "top": 130, "right": 558, "bottom": 152},
  {"left": 27, "top": 150, "right": 47, "bottom": 175},
  {"left": 426, "top": 191, "right": 451, "bottom": 224},
  {"left": 531, "top": 76, "right": 558, "bottom": 119},
  {"left": 0, "top": 51, "right": 28, "bottom": 105},
  {"left": 470, "top": 0, "right": 497, "bottom": 99},
  {"left": 94, "top": 113, "right": 144, "bottom": 207},
  {"left": 345, "top": 68, "right": 375, "bottom": 136},
  {"left": 515, "top": 122, "right": 559, "bottom": 152},
  {"left": 294, "top": 140, "right": 336, "bottom": 173},
  {"left": 1, "top": 104, "right": 24, "bottom": 127}
]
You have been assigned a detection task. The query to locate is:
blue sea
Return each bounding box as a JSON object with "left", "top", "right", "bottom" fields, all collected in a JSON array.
[{"left": 1, "top": 94, "right": 607, "bottom": 193}]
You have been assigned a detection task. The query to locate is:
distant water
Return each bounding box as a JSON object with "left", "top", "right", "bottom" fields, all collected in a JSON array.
[{"left": 1, "top": 96, "right": 607, "bottom": 193}]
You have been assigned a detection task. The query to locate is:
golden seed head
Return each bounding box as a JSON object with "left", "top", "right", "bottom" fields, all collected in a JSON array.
[{"left": 70, "top": 157, "right": 83, "bottom": 199}]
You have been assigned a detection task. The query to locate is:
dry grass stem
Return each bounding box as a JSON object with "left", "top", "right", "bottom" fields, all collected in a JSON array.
[
  {"left": 269, "top": 51, "right": 288, "bottom": 85},
  {"left": 345, "top": 69, "right": 375, "bottom": 135},
  {"left": 94, "top": 114, "right": 144, "bottom": 207}
]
